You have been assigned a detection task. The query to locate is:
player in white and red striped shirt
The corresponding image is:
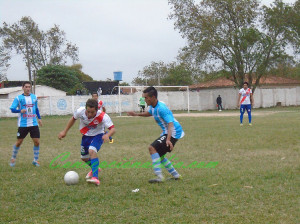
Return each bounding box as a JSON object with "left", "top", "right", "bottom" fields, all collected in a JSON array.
[
  {"left": 58, "top": 99, "right": 115, "bottom": 186},
  {"left": 92, "top": 92, "right": 114, "bottom": 143}
]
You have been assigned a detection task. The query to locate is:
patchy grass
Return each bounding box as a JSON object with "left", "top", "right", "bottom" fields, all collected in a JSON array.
[{"left": 0, "top": 107, "right": 299, "bottom": 223}]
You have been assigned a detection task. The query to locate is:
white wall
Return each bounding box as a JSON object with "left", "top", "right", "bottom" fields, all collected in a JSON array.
[{"left": 1, "top": 86, "right": 299, "bottom": 117}]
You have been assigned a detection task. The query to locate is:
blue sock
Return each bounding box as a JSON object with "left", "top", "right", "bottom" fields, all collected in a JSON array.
[
  {"left": 161, "top": 157, "right": 180, "bottom": 178},
  {"left": 91, "top": 158, "right": 99, "bottom": 178},
  {"left": 85, "top": 159, "right": 91, "bottom": 167},
  {"left": 33, "top": 146, "right": 40, "bottom": 162},
  {"left": 151, "top": 153, "right": 163, "bottom": 177},
  {"left": 11, "top": 145, "right": 20, "bottom": 159},
  {"left": 247, "top": 107, "right": 252, "bottom": 123},
  {"left": 240, "top": 107, "right": 245, "bottom": 123}
]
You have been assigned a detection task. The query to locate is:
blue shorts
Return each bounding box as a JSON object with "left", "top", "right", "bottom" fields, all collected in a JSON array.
[
  {"left": 240, "top": 104, "right": 251, "bottom": 113},
  {"left": 80, "top": 134, "right": 103, "bottom": 158}
]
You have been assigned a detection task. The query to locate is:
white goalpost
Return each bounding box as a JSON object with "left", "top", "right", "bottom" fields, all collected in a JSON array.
[{"left": 111, "top": 85, "right": 190, "bottom": 116}]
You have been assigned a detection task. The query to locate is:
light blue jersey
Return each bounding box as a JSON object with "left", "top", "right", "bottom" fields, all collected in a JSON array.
[
  {"left": 10, "top": 94, "right": 39, "bottom": 127},
  {"left": 148, "top": 101, "right": 184, "bottom": 139}
]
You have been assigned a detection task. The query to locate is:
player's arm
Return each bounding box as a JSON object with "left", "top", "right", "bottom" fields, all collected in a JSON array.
[
  {"left": 35, "top": 100, "right": 43, "bottom": 127},
  {"left": 166, "top": 122, "right": 174, "bottom": 151},
  {"left": 103, "top": 125, "right": 115, "bottom": 142},
  {"left": 58, "top": 117, "right": 76, "bottom": 140},
  {"left": 237, "top": 93, "right": 242, "bottom": 108},
  {"left": 10, "top": 97, "right": 25, "bottom": 113},
  {"left": 127, "top": 111, "right": 151, "bottom": 117},
  {"left": 250, "top": 93, "right": 254, "bottom": 106}
]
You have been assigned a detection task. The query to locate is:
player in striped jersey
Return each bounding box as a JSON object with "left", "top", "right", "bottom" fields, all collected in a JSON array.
[
  {"left": 92, "top": 92, "right": 114, "bottom": 143},
  {"left": 127, "top": 86, "right": 184, "bottom": 183},
  {"left": 58, "top": 98, "right": 115, "bottom": 186},
  {"left": 238, "top": 82, "right": 254, "bottom": 126},
  {"left": 9, "top": 81, "right": 43, "bottom": 167}
]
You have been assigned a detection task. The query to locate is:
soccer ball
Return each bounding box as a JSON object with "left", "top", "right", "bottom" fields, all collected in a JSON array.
[{"left": 64, "top": 171, "right": 79, "bottom": 185}]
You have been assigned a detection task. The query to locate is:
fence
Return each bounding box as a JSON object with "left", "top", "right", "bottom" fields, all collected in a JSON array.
[{"left": 0, "top": 86, "right": 299, "bottom": 117}]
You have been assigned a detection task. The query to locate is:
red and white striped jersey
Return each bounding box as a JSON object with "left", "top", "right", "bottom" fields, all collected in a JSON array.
[{"left": 73, "top": 107, "right": 114, "bottom": 136}]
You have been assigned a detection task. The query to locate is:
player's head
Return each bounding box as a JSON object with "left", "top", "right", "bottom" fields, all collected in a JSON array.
[
  {"left": 85, "top": 98, "right": 98, "bottom": 119},
  {"left": 22, "top": 81, "right": 31, "bottom": 95},
  {"left": 143, "top": 86, "right": 158, "bottom": 106},
  {"left": 243, "top": 82, "right": 249, "bottom": 89},
  {"left": 91, "top": 92, "right": 98, "bottom": 100}
]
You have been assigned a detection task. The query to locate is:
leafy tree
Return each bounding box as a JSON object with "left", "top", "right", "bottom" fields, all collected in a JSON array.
[
  {"left": 169, "top": 0, "right": 300, "bottom": 92},
  {"left": 134, "top": 61, "right": 168, "bottom": 86},
  {"left": 0, "top": 45, "right": 10, "bottom": 82},
  {"left": 69, "top": 64, "right": 93, "bottom": 82},
  {"left": 162, "top": 63, "right": 193, "bottom": 86},
  {"left": 119, "top": 82, "right": 130, "bottom": 86},
  {"left": 36, "top": 65, "right": 81, "bottom": 94},
  {"left": 133, "top": 61, "right": 194, "bottom": 86},
  {"left": 0, "top": 16, "right": 79, "bottom": 82}
]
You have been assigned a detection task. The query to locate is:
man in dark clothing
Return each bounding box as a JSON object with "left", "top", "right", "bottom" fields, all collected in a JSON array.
[{"left": 216, "top": 95, "right": 223, "bottom": 111}]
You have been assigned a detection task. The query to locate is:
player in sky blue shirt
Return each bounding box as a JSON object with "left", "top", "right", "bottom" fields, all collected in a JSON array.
[
  {"left": 9, "top": 81, "right": 43, "bottom": 167},
  {"left": 128, "top": 86, "right": 184, "bottom": 183}
]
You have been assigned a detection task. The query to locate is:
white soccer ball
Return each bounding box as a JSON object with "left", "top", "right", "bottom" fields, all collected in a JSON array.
[{"left": 64, "top": 171, "right": 79, "bottom": 185}]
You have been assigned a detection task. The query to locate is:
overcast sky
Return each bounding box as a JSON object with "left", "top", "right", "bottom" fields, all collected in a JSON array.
[{"left": 0, "top": 0, "right": 296, "bottom": 84}]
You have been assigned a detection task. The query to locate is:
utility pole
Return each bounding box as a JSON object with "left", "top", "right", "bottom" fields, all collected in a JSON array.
[{"left": 33, "top": 70, "right": 36, "bottom": 94}]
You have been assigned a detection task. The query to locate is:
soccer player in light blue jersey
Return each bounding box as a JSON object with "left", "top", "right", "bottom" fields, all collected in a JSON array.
[
  {"left": 127, "top": 86, "right": 184, "bottom": 183},
  {"left": 9, "top": 81, "right": 43, "bottom": 167}
]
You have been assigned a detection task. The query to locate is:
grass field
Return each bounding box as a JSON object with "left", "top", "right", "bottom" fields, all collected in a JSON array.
[{"left": 0, "top": 107, "right": 299, "bottom": 223}]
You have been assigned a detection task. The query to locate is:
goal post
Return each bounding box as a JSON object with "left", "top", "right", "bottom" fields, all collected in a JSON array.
[{"left": 112, "top": 85, "right": 190, "bottom": 116}]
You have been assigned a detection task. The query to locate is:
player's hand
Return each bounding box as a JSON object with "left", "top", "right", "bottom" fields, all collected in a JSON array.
[
  {"left": 166, "top": 140, "right": 174, "bottom": 151},
  {"left": 21, "top": 109, "right": 26, "bottom": 113},
  {"left": 102, "top": 134, "right": 110, "bottom": 143},
  {"left": 38, "top": 119, "right": 43, "bottom": 127},
  {"left": 127, "top": 111, "right": 136, "bottom": 116},
  {"left": 58, "top": 131, "right": 66, "bottom": 140}
]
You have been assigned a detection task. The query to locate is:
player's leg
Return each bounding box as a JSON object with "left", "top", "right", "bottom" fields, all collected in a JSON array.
[
  {"left": 148, "top": 145, "right": 164, "bottom": 183},
  {"left": 246, "top": 104, "right": 252, "bottom": 125},
  {"left": 30, "top": 126, "right": 41, "bottom": 166},
  {"left": 148, "top": 135, "right": 172, "bottom": 183},
  {"left": 86, "top": 134, "right": 103, "bottom": 186},
  {"left": 240, "top": 105, "right": 245, "bottom": 125},
  {"left": 160, "top": 137, "right": 181, "bottom": 180},
  {"left": 10, "top": 127, "right": 28, "bottom": 167}
]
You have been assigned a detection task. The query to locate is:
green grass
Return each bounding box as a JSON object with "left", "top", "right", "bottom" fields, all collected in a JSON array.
[{"left": 0, "top": 107, "right": 299, "bottom": 223}]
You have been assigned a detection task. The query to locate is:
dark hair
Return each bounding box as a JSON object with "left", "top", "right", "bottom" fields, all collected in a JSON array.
[
  {"left": 22, "top": 81, "right": 31, "bottom": 87},
  {"left": 92, "top": 92, "right": 98, "bottom": 96},
  {"left": 243, "top": 82, "right": 249, "bottom": 86},
  {"left": 143, "top": 86, "right": 157, "bottom": 98},
  {"left": 86, "top": 99, "right": 98, "bottom": 110}
]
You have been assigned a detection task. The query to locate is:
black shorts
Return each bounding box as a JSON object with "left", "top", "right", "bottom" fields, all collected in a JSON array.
[
  {"left": 17, "top": 126, "right": 40, "bottom": 139},
  {"left": 151, "top": 134, "right": 178, "bottom": 157}
]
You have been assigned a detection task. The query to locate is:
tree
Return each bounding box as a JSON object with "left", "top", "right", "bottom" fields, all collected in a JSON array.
[
  {"left": 133, "top": 61, "right": 168, "bottom": 86},
  {"left": 162, "top": 63, "right": 193, "bottom": 86},
  {"left": 169, "top": 0, "right": 300, "bottom": 92},
  {"left": 0, "top": 45, "right": 10, "bottom": 82},
  {"left": 133, "top": 61, "right": 194, "bottom": 86},
  {"left": 36, "top": 65, "right": 81, "bottom": 94},
  {"left": 69, "top": 64, "right": 94, "bottom": 82},
  {"left": 0, "top": 16, "right": 79, "bottom": 82}
]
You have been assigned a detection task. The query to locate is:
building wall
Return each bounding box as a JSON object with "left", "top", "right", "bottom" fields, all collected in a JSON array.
[{"left": 0, "top": 86, "right": 299, "bottom": 117}]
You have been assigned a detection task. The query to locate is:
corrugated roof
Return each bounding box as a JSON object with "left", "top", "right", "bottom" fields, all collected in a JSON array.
[{"left": 189, "top": 76, "right": 300, "bottom": 89}]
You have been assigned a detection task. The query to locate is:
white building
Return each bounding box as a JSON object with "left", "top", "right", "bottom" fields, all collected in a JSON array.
[{"left": 0, "top": 85, "right": 66, "bottom": 99}]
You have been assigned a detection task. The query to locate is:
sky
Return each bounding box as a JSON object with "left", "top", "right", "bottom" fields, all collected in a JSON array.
[{"left": 0, "top": 0, "right": 296, "bottom": 84}]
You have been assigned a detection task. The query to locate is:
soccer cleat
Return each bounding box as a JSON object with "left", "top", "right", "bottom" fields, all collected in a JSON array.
[
  {"left": 240, "top": 123, "right": 243, "bottom": 126},
  {"left": 85, "top": 168, "right": 102, "bottom": 179},
  {"left": 87, "top": 177, "right": 100, "bottom": 186},
  {"left": 10, "top": 158, "right": 16, "bottom": 167},
  {"left": 167, "top": 175, "right": 182, "bottom": 181},
  {"left": 32, "top": 161, "right": 40, "bottom": 167},
  {"left": 148, "top": 176, "right": 165, "bottom": 183},
  {"left": 109, "top": 139, "right": 114, "bottom": 144},
  {"left": 249, "top": 123, "right": 252, "bottom": 126}
]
